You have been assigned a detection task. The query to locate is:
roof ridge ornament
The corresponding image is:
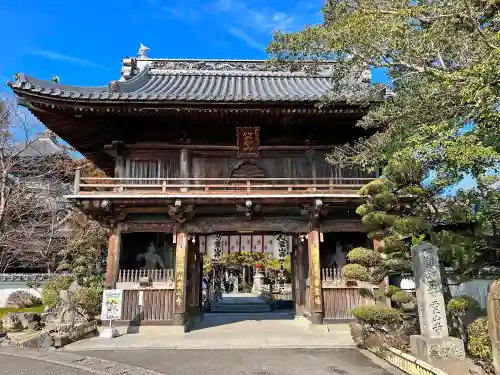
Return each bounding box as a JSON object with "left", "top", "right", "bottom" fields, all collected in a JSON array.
[{"left": 138, "top": 43, "right": 150, "bottom": 59}]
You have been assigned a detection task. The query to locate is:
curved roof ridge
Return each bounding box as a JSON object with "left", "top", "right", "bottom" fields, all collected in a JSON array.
[
  {"left": 9, "top": 73, "right": 107, "bottom": 93},
  {"left": 148, "top": 69, "right": 332, "bottom": 78}
]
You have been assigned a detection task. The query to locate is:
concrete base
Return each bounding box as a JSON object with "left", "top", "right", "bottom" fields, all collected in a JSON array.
[
  {"left": 108, "top": 325, "right": 186, "bottom": 335},
  {"left": 410, "top": 335, "right": 465, "bottom": 362},
  {"left": 252, "top": 274, "right": 264, "bottom": 292},
  {"left": 99, "top": 328, "right": 120, "bottom": 339}
]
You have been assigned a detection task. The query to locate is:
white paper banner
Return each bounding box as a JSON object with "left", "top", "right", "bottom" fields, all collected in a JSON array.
[{"left": 200, "top": 234, "right": 293, "bottom": 260}]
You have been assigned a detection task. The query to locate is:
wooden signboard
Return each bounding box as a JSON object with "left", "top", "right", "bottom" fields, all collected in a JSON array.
[{"left": 237, "top": 127, "right": 260, "bottom": 158}]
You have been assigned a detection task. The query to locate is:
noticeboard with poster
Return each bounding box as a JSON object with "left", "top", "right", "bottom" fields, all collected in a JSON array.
[{"left": 100, "top": 289, "right": 123, "bottom": 321}]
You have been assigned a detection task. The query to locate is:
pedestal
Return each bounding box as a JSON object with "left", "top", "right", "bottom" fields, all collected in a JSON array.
[
  {"left": 410, "top": 335, "right": 465, "bottom": 362},
  {"left": 252, "top": 273, "right": 264, "bottom": 292},
  {"left": 99, "top": 327, "right": 120, "bottom": 338}
]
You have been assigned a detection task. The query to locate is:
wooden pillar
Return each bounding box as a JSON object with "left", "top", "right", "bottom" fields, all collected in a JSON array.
[
  {"left": 291, "top": 239, "right": 298, "bottom": 310},
  {"left": 308, "top": 220, "right": 323, "bottom": 324},
  {"left": 105, "top": 225, "right": 121, "bottom": 288},
  {"left": 180, "top": 149, "right": 191, "bottom": 189},
  {"left": 305, "top": 149, "right": 317, "bottom": 186},
  {"left": 296, "top": 239, "right": 306, "bottom": 309},
  {"left": 174, "top": 229, "right": 189, "bottom": 326}
]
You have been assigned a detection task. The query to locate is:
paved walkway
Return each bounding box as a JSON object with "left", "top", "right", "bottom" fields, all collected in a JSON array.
[
  {"left": 0, "top": 348, "right": 166, "bottom": 375},
  {"left": 0, "top": 347, "right": 403, "bottom": 375},
  {"left": 63, "top": 315, "right": 356, "bottom": 351}
]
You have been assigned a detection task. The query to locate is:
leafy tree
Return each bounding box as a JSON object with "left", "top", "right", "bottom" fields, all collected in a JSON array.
[
  {"left": 56, "top": 211, "right": 108, "bottom": 278},
  {"left": 268, "top": 0, "right": 500, "bottom": 277}
]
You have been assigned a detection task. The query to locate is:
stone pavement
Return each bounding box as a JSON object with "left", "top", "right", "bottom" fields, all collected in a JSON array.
[
  {"left": 0, "top": 347, "right": 167, "bottom": 374},
  {"left": 62, "top": 314, "right": 356, "bottom": 351}
]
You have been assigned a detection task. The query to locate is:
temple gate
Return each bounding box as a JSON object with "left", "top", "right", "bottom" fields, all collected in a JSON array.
[{"left": 9, "top": 45, "right": 380, "bottom": 331}]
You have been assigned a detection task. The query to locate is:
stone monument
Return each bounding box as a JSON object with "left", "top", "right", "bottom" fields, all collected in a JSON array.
[
  {"left": 488, "top": 280, "right": 500, "bottom": 374},
  {"left": 410, "top": 242, "right": 465, "bottom": 362},
  {"left": 252, "top": 267, "right": 264, "bottom": 293}
]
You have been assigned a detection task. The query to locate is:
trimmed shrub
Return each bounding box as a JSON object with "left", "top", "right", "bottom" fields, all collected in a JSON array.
[
  {"left": 372, "top": 191, "right": 397, "bottom": 210},
  {"left": 386, "top": 285, "right": 401, "bottom": 298},
  {"left": 390, "top": 217, "right": 427, "bottom": 237},
  {"left": 447, "top": 296, "right": 481, "bottom": 316},
  {"left": 355, "top": 204, "right": 374, "bottom": 217},
  {"left": 41, "top": 275, "right": 74, "bottom": 308},
  {"left": 360, "top": 178, "right": 391, "bottom": 196},
  {"left": 362, "top": 212, "right": 397, "bottom": 228},
  {"left": 347, "top": 247, "right": 382, "bottom": 267},
  {"left": 342, "top": 264, "right": 370, "bottom": 282},
  {"left": 6, "top": 291, "right": 42, "bottom": 308},
  {"left": 352, "top": 305, "right": 403, "bottom": 327},
  {"left": 468, "top": 317, "right": 491, "bottom": 360},
  {"left": 75, "top": 275, "right": 104, "bottom": 318},
  {"left": 381, "top": 235, "right": 406, "bottom": 254},
  {"left": 391, "top": 290, "right": 413, "bottom": 304}
]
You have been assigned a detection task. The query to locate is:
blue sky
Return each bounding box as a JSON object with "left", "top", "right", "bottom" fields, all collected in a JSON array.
[
  {"left": 0, "top": 0, "right": 474, "bottom": 190},
  {"left": 0, "top": 0, "right": 388, "bottom": 89}
]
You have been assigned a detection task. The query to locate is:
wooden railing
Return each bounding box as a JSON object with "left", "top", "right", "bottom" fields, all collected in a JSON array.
[
  {"left": 321, "top": 267, "right": 344, "bottom": 283},
  {"left": 117, "top": 269, "right": 174, "bottom": 283},
  {"left": 115, "top": 269, "right": 175, "bottom": 291},
  {"left": 72, "top": 174, "right": 374, "bottom": 196}
]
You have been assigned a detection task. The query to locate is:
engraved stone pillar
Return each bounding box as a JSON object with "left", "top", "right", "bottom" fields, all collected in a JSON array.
[
  {"left": 173, "top": 230, "right": 188, "bottom": 326},
  {"left": 410, "top": 242, "right": 465, "bottom": 362},
  {"left": 105, "top": 225, "right": 121, "bottom": 288},
  {"left": 180, "top": 149, "right": 191, "bottom": 191},
  {"left": 308, "top": 220, "right": 323, "bottom": 325},
  {"left": 487, "top": 280, "right": 500, "bottom": 374}
]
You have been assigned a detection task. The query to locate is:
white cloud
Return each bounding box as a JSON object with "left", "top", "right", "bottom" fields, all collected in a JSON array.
[
  {"left": 28, "top": 49, "right": 103, "bottom": 68},
  {"left": 212, "top": 0, "right": 295, "bottom": 33},
  {"left": 162, "top": 6, "right": 199, "bottom": 22},
  {"left": 229, "top": 27, "right": 266, "bottom": 51}
]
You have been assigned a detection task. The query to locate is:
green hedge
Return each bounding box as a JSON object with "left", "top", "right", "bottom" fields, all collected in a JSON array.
[{"left": 352, "top": 305, "right": 403, "bottom": 326}]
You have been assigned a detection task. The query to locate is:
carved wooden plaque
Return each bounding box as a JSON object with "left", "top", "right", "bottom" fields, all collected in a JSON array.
[{"left": 237, "top": 127, "right": 260, "bottom": 158}]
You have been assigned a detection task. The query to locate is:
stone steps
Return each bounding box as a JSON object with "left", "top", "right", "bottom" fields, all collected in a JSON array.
[{"left": 210, "top": 303, "right": 272, "bottom": 313}]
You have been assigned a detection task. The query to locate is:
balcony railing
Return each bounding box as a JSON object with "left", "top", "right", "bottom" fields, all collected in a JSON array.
[{"left": 71, "top": 173, "right": 374, "bottom": 198}]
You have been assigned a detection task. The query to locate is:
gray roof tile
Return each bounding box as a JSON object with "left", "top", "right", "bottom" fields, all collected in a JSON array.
[{"left": 9, "top": 59, "right": 373, "bottom": 103}]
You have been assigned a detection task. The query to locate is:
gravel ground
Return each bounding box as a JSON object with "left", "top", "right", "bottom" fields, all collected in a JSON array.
[{"left": 78, "top": 348, "right": 400, "bottom": 375}]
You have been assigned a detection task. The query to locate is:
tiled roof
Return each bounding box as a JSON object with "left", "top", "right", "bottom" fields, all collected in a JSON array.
[{"left": 9, "top": 58, "right": 373, "bottom": 104}]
